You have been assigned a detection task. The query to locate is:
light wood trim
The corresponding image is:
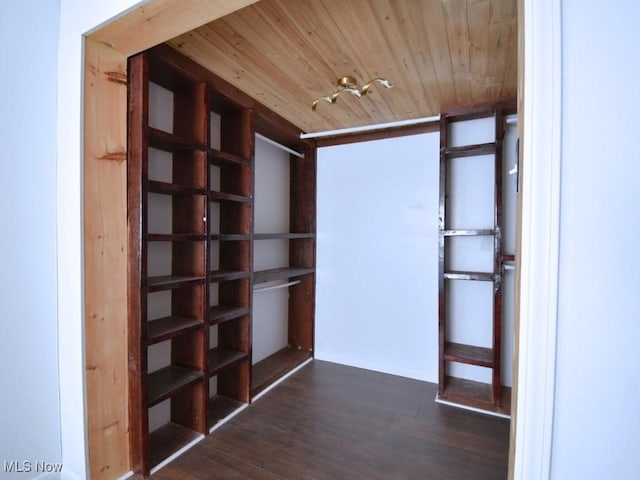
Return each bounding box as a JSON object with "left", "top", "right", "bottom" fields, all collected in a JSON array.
[
  {"left": 85, "top": 2, "right": 263, "bottom": 477},
  {"left": 84, "top": 37, "right": 129, "bottom": 480},
  {"left": 89, "top": 0, "right": 261, "bottom": 56}
]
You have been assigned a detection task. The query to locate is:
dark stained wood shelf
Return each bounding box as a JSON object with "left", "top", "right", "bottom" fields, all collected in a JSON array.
[
  {"left": 207, "top": 395, "right": 245, "bottom": 428},
  {"left": 438, "top": 376, "right": 511, "bottom": 415},
  {"left": 210, "top": 234, "right": 251, "bottom": 241},
  {"left": 147, "top": 316, "right": 203, "bottom": 345},
  {"left": 209, "top": 270, "right": 250, "bottom": 283},
  {"left": 147, "top": 366, "right": 203, "bottom": 407},
  {"left": 208, "top": 347, "right": 247, "bottom": 376},
  {"left": 146, "top": 275, "right": 206, "bottom": 292},
  {"left": 207, "top": 305, "right": 250, "bottom": 325},
  {"left": 444, "top": 342, "right": 494, "bottom": 368},
  {"left": 254, "top": 232, "right": 315, "bottom": 240},
  {"left": 251, "top": 347, "right": 312, "bottom": 397},
  {"left": 438, "top": 107, "right": 510, "bottom": 414},
  {"left": 253, "top": 267, "right": 314, "bottom": 284},
  {"left": 147, "top": 233, "right": 206, "bottom": 242},
  {"left": 147, "top": 180, "right": 207, "bottom": 196},
  {"left": 148, "top": 423, "right": 201, "bottom": 470},
  {"left": 148, "top": 126, "right": 208, "bottom": 153},
  {"left": 445, "top": 142, "right": 496, "bottom": 158},
  {"left": 444, "top": 271, "right": 494, "bottom": 281},
  {"left": 209, "top": 148, "right": 251, "bottom": 167},
  {"left": 442, "top": 229, "right": 495, "bottom": 236},
  {"left": 209, "top": 191, "right": 253, "bottom": 204},
  {"left": 129, "top": 46, "right": 316, "bottom": 477}
]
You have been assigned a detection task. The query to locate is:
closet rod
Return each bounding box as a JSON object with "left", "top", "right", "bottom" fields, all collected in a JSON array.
[{"left": 255, "top": 133, "right": 304, "bottom": 158}]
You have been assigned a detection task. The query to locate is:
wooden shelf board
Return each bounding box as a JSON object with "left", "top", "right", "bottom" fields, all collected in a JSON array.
[
  {"left": 207, "top": 395, "right": 246, "bottom": 428},
  {"left": 442, "top": 229, "right": 495, "bottom": 237},
  {"left": 207, "top": 305, "right": 250, "bottom": 325},
  {"left": 147, "top": 233, "right": 206, "bottom": 242},
  {"left": 444, "top": 342, "right": 494, "bottom": 367},
  {"left": 438, "top": 376, "right": 511, "bottom": 415},
  {"left": 147, "top": 316, "right": 203, "bottom": 345},
  {"left": 251, "top": 347, "right": 312, "bottom": 397},
  {"left": 147, "top": 366, "right": 203, "bottom": 406},
  {"left": 148, "top": 422, "right": 201, "bottom": 470},
  {"left": 148, "top": 127, "right": 207, "bottom": 152},
  {"left": 147, "top": 180, "right": 207, "bottom": 196},
  {"left": 210, "top": 234, "right": 251, "bottom": 241},
  {"left": 444, "top": 271, "right": 494, "bottom": 281},
  {"left": 146, "top": 275, "right": 205, "bottom": 292},
  {"left": 445, "top": 142, "right": 496, "bottom": 158},
  {"left": 254, "top": 232, "right": 315, "bottom": 240},
  {"left": 208, "top": 347, "right": 248, "bottom": 376},
  {"left": 209, "top": 191, "right": 253, "bottom": 204},
  {"left": 253, "top": 267, "right": 314, "bottom": 284},
  {"left": 209, "top": 148, "right": 251, "bottom": 167},
  {"left": 209, "top": 270, "right": 250, "bottom": 283}
]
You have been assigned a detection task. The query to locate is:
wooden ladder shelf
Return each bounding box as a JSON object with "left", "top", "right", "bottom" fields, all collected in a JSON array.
[{"left": 437, "top": 106, "right": 511, "bottom": 415}]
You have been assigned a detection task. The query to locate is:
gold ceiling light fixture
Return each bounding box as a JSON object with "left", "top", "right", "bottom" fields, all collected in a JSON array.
[{"left": 312, "top": 75, "right": 394, "bottom": 110}]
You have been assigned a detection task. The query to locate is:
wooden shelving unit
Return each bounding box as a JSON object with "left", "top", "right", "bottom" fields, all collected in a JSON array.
[
  {"left": 128, "top": 45, "right": 315, "bottom": 477},
  {"left": 250, "top": 145, "right": 316, "bottom": 397},
  {"left": 437, "top": 105, "right": 512, "bottom": 414}
]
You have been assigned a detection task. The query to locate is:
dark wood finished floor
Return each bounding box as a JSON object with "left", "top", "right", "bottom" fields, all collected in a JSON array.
[{"left": 152, "top": 361, "right": 509, "bottom": 480}]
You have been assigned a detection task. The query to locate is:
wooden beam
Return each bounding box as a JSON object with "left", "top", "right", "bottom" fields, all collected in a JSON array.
[
  {"left": 312, "top": 121, "right": 439, "bottom": 148},
  {"left": 84, "top": 38, "right": 130, "bottom": 480},
  {"left": 89, "top": 0, "right": 261, "bottom": 56}
]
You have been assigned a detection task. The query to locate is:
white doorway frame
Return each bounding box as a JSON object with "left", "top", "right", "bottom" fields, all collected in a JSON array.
[
  {"left": 511, "top": 0, "right": 561, "bottom": 478},
  {"left": 59, "top": 0, "right": 564, "bottom": 477}
]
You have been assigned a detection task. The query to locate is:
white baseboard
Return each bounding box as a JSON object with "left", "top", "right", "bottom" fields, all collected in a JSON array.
[
  {"left": 435, "top": 393, "right": 511, "bottom": 419},
  {"left": 314, "top": 352, "right": 436, "bottom": 383},
  {"left": 251, "top": 357, "right": 313, "bottom": 402}
]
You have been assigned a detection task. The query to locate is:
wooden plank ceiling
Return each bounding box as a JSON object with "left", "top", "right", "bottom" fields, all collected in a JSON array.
[{"left": 168, "top": 0, "right": 516, "bottom": 134}]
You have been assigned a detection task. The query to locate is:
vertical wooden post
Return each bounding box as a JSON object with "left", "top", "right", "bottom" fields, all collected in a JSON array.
[
  {"left": 289, "top": 147, "right": 317, "bottom": 350},
  {"left": 437, "top": 115, "right": 448, "bottom": 396},
  {"left": 493, "top": 108, "right": 505, "bottom": 403},
  {"left": 84, "top": 38, "right": 131, "bottom": 479}
]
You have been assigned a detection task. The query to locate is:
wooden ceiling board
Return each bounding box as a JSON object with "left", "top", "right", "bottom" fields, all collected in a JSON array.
[{"left": 168, "top": 0, "right": 517, "bottom": 134}]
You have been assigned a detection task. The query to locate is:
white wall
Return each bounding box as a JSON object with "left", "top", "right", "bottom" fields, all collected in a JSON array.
[
  {"left": 551, "top": 2, "right": 640, "bottom": 478},
  {"left": 316, "top": 134, "right": 439, "bottom": 381},
  {"left": 58, "top": 1, "right": 145, "bottom": 477},
  {"left": 316, "top": 123, "right": 517, "bottom": 386},
  {"left": 0, "top": 1, "right": 62, "bottom": 479}
]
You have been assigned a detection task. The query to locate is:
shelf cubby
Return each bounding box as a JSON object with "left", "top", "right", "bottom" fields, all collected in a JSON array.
[
  {"left": 148, "top": 422, "right": 202, "bottom": 471},
  {"left": 253, "top": 267, "right": 314, "bottom": 284},
  {"left": 443, "top": 341, "right": 494, "bottom": 368},
  {"left": 208, "top": 347, "right": 248, "bottom": 376},
  {"left": 147, "top": 366, "right": 204, "bottom": 407},
  {"left": 208, "top": 305, "right": 250, "bottom": 326},
  {"left": 251, "top": 347, "right": 312, "bottom": 397},
  {"left": 147, "top": 316, "right": 203, "bottom": 345}
]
